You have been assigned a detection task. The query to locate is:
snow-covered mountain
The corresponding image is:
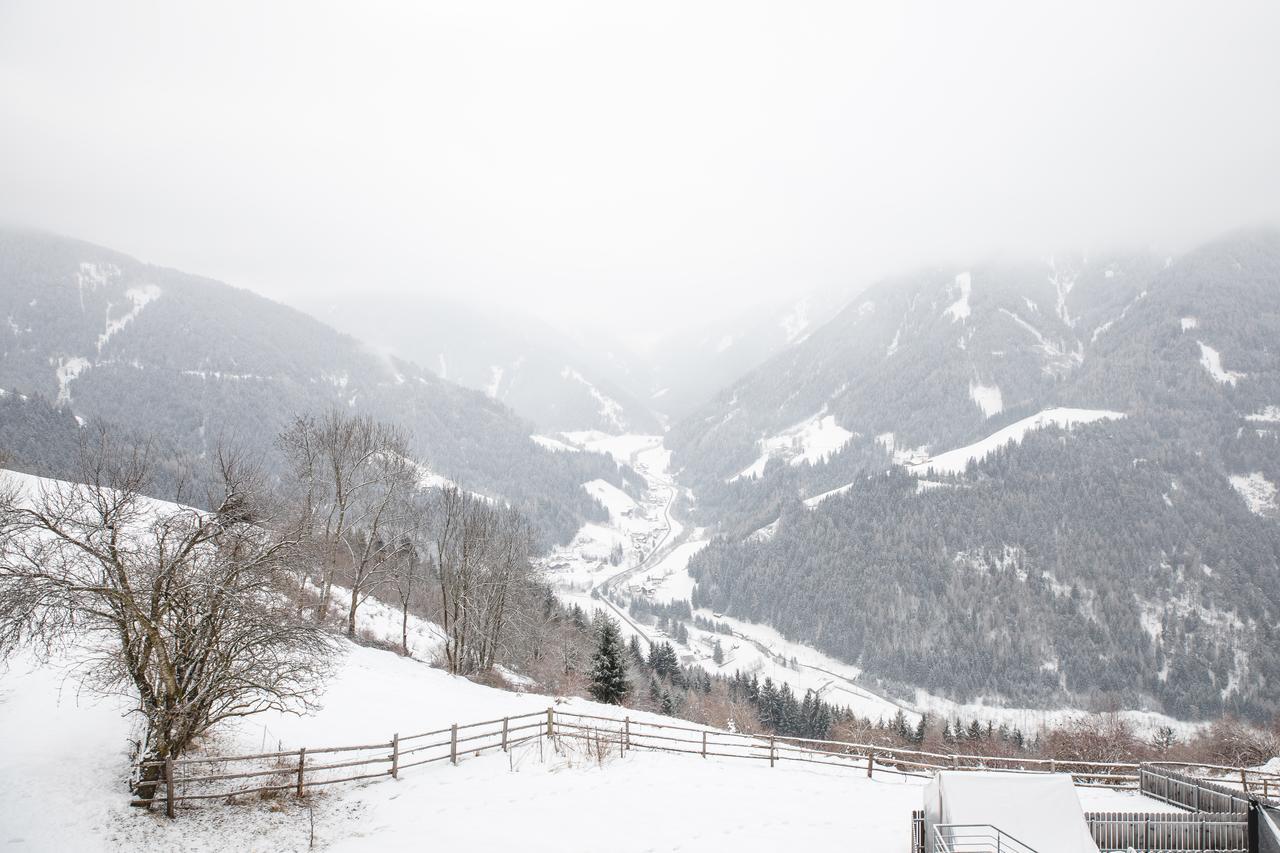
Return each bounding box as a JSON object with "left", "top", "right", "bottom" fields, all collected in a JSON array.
[
  {"left": 0, "top": 229, "right": 636, "bottom": 545},
  {"left": 302, "top": 293, "right": 663, "bottom": 435},
  {"left": 669, "top": 229, "right": 1280, "bottom": 720}
]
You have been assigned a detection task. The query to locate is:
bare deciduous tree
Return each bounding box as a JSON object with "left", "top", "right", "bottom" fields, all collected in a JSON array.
[
  {"left": 430, "top": 487, "right": 539, "bottom": 676},
  {"left": 0, "top": 433, "right": 335, "bottom": 804},
  {"left": 389, "top": 531, "right": 428, "bottom": 656},
  {"left": 279, "top": 410, "right": 415, "bottom": 635}
]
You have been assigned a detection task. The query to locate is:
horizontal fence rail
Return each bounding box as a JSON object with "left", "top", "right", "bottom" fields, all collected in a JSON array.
[{"left": 133, "top": 707, "right": 1280, "bottom": 821}]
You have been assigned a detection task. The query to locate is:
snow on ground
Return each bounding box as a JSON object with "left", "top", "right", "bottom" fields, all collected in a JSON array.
[
  {"left": 541, "top": 435, "right": 675, "bottom": 593},
  {"left": 1229, "top": 472, "right": 1279, "bottom": 518},
  {"left": 559, "top": 368, "right": 627, "bottom": 432},
  {"left": 97, "top": 285, "right": 161, "bottom": 353},
  {"left": 403, "top": 457, "right": 492, "bottom": 503},
  {"left": 530, "top": 433, "right": 581, "bottom": 452},
  {"left": 877, "top": 432, "right": 930, "bottom": 466},
  {"left": 679, "top": 609, "right": 913, "bottom": 724},
  {"left": 968, "top": 380, "right": 1003, "bottom": 418},
  {"left": 55, "top": 355, "right": 91, "bottom": 405},
  {"left": 906, "top": 408, "right": 1125, "bottom": 477},
  {"left": 728, "top": 410, "right": 853, "bottom": 482},
  {"left": 912, "top": 687, "right": 1203, "bottom": 742},
  {"left": 1181, "top": 316, "right": 1199, "bottom": 331},
  {"left": 1198, "top": 341, "right": 1246, "bottom": 385},
  {"left": 557, "top": 430, "right": 662, "bottom": 466},
  {"left": 14, "top": 619, "right": 943, "bottom": 852},
  {"left": 582, "top": 478, "right": 638, "bottom": 520},
  {"left": 803, "top": 482, "right": 854, "bottom": 507},
  {"left": 944, "top": 272, "right": 972, "bottom": 322},
  {"left": 746, "top": 518, "right": 780, "bottom": 542},
  {"left": 328, "top": 747, "right": 930, "bottom": 853},
  {"left": 1245, "top": 406, "right": 1280, "bottom": 423},
  {"left": 633, "top": 538, "right": 709, "bottom": 603}
]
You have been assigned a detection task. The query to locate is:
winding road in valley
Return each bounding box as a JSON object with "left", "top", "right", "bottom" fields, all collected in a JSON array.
[{"left": 565, "top": 436, "right": 919, "bottom": 720}]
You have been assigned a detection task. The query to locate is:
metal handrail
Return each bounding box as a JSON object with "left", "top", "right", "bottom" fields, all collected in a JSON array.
[{"left": 934, "top": 824, "right": 1039, "bottom": 853}]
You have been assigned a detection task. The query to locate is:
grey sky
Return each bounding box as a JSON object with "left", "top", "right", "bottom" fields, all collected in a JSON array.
[{"left": 2, "top": 1, "right": 1279, "bottom": 345}]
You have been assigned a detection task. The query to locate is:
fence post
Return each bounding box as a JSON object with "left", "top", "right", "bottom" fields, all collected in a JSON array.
[
  {"left": 701, "top": 730, "right": 707, "bottom": 759},
  {"left": 450, "top": 724, "right": 459, "bottom": 765},
  {"left": 164, "top": 757, "right": 176, "bottom": 819},
  {"left": 391, "top": 733, "right": 399, "bottom": 779},
  {"left": 951, "top": 754, "right": 958, "bottom": 770},
  {"left": 866, "top": 751, "right": 874, "bottom": 779},
  {"left": 296, "top": 748, "right": 306, "bottom": 797},
  {"left": 502, "top": 717, "right": 509, "bottom": 752},
  {"left": 1240, "top": 767, "right": 1248, "bottom": 794},
  {"left": 769, "top": 736, "right": 776, "bottom": 768},
  {"left": 624, "top": 717, "right": 631, "bottom": 751},
  {"left": 545, "top": 707, "right": 554, "bottom": 739},
  {"left": 1049, "top": 758, "right": 1056, "bottom": 774}
]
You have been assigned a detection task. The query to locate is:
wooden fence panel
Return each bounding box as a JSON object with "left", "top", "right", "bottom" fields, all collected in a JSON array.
[{"left": 1083, "top": 811, "right": 1248, "bottom": 852}]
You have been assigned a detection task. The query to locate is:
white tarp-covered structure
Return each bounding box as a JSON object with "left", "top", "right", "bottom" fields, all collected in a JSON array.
[{"left": 924, "top": 771, "right": 1101, "bottom": 852}]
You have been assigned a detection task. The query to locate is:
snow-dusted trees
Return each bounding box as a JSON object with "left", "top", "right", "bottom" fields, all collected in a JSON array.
[
  {"left": 587, "top": 615, "right": 630, "bottom": 705},
  {"left": 0, "top": 432, "right": 333, "bottom": 803},
  {"left": 429, "top": 486, "right": 537, "bottom": 675},
  {"left": 279, "top": 410, "right": 417, "bottom": 637}
]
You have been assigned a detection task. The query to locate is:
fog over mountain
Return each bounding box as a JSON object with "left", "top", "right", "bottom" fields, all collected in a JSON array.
[{"left": 3, "top": 1, "right": 1280, "bottom": 345}]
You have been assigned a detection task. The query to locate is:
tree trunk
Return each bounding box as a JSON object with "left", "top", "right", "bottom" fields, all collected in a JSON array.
[
  {"left": 401, "top": 602, "right": 410, "bottom": 656},
  {"left": 347, "top": 587, "right": 358, "bottom": 638}
]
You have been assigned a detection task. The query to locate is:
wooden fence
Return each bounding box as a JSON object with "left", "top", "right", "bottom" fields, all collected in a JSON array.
[
  {"left": 1142, "top": 765, "right": 1276, "bottom": 813},
  {"left": 1086, "top": 811, "right": 1249, "bottom": 852},
  {"left": 132, "top": 709, "right": 551, "bottom": 817},
  {"left": 912, "top": 810, "right": 1248, "bottom": 853},
  {"left": 133, "top": 707, "right": 1280, "bottom": 821}
]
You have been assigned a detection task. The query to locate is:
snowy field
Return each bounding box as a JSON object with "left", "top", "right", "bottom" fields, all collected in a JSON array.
[{"left": 0, "top": 639, "right": 1172, "bottom": 853}]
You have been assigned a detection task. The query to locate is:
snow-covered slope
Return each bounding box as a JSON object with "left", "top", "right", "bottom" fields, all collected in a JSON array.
[
  {"left": 728, "top": 410, "right": 854, "bottom": 482},
  {"left": 0, "top": 229, "right": 632, "bottom": 546},
  {"left": 907, "top": 408, "right": 1125, "bottom": 477}
]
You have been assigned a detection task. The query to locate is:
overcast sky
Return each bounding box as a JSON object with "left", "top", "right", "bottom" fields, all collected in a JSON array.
[{"left": 2, "top": 1, "right": 1279, "bottom": 345}]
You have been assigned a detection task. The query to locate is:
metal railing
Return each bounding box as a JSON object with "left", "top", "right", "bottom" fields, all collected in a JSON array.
[
  {"left": 934, "top": 823, "right": 1039, "bottom": 853},
  {"left": 913, "top": 809, "right": 1251, "bottom": 853}
]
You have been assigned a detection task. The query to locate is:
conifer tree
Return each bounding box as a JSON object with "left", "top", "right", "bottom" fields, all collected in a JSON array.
[{"left": 587, "top": 617, "right": 630, "bottom": 705}]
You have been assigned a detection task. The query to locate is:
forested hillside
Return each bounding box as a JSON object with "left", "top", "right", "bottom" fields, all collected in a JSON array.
[
  {"left": 674, "top": 229, "right": 1280, "bottom": 721},
  {"left": 0, "top": 229, "right": 638, "bottom": 545}
]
